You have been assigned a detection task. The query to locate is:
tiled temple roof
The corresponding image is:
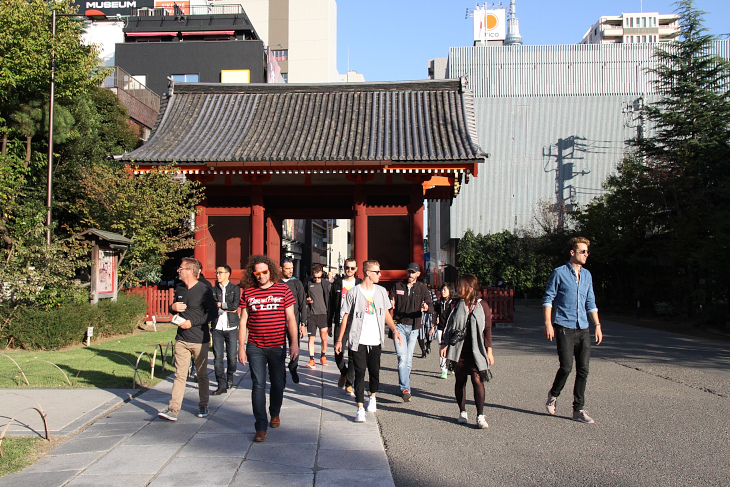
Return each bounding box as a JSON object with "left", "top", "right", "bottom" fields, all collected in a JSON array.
[{"left": 121, "top": 78, "right": 485, "bottom": 165}]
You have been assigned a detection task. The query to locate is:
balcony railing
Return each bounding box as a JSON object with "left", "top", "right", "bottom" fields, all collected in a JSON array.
[{"left": 103, "top": 66, "right": 160, "bottom": 112}]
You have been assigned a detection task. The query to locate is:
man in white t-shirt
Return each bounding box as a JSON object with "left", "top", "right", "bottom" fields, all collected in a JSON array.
[{"left": 335, "top": 260, "right": 402, "bottom": 423}]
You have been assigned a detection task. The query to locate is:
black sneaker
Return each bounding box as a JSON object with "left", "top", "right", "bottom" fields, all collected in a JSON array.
[
  {"left": 198, "top": 406, "right": 209, "bottom": 418},
  {"left": 402, "top": 390, "right": 412, "bottom": 402},
  {"left": 288, "top": 360, "right": 299, "bottom": 384}
]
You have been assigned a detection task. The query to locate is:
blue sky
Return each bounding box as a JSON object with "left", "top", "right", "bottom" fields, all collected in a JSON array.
[{"left": 336, "top": 0, "right": 730, "bottom": 82}]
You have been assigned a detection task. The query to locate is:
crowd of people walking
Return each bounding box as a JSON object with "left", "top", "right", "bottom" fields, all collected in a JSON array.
[{"left": 158, "top": 237, "right": 603, "bottom": 437}]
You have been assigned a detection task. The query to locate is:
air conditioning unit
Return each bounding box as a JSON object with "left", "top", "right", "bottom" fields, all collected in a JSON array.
[
  {"left": 132, "top": 7, "right": 152, "bottom": 16},
  {"left": 153, "top": 8, "right": 168, "bottom": 16}
]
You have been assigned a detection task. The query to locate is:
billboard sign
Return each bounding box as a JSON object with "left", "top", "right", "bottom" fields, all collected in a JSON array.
[
  {"left": 72, "top": 0, "right": 155, "bottom": 17},
  {"left": 473, "top": 7, "right": 506, "bottom": 42}
]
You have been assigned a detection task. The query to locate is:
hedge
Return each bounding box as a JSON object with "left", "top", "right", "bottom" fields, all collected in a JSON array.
[{"left": 0, "top": 293, "right": 147, "bottom": 350}]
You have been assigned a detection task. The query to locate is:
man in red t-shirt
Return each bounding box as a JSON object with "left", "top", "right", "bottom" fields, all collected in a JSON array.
[{"left": 238, "top": 255, "right": 299, "bottom": 442}]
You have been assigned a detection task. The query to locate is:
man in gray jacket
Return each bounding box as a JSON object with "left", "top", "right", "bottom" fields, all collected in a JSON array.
[{"left": 334, "top": 260, "right": 402, "bottom": 423}]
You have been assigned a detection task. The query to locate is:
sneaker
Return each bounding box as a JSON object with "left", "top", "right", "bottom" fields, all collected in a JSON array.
[
  {"left": 337, "top": 374, "right": 347, "bottom": 388},
  {"left": 476, "top": 414, "right": 488, "bottom": 429},
  {"left": 320, "top": 356, "right": 328, "bottom": 366},
  {"left": 440, "top": 370, "right": 448, "bottom": 379},
  {"left": 197, "top": 406, "right": 209, "bottom": 418},
  {"left": 367, "top": 396, "right": 377, "bottom": 412},
  {"left": 345, "top": 385, "right": 355, "bottom": 397},
  {"left": 457, "top": 411, "right": 468, "bottom": 424},
  {"left": 402, "top": 390, "right": 411, "bottom": 402},
  {"left": 158, "top": 408, "right": 178, "bottom": 421},
  {"left": 355, "top": 407, "right": 366, "bottom": 423},
  {"left": 545, "top": 393, "right": 557, "bottom": 415},
  {"left": 573, "top": 409, "right": 595, "bottom": 424},
  {"left": 306, "top": 359, "right": 316, "bottom": 369}
]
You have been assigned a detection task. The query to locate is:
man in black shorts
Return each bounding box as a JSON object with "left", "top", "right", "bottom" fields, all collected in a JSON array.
[{"left": 305, "top": 264, "right": 331, "bottom": 368}]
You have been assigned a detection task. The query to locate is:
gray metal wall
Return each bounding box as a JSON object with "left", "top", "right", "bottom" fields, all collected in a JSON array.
[{"left": 444, "top": 41, "right": 729, "bottom": 238}]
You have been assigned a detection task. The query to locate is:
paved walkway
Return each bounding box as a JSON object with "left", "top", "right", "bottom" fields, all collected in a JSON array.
[{"left": 1, "top": 357, "right": 393, "bottom": 487}]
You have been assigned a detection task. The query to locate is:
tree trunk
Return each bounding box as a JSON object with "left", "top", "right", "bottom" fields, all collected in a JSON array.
[{"left": 25, "top": 135, "right": 31, "bottom": 166}]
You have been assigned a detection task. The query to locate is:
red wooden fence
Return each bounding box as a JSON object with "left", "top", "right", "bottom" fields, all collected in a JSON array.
[
  {"left": 479, "top": 287, "right": 514, "bottom": 324},
  {"left": 127, "top": 286, "right": 175, "bottom": 322}
]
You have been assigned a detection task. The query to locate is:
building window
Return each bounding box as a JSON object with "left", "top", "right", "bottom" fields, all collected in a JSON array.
[
  {"left": 272, "top": 49, "right": 288, "bottom": 61},
  {"left": 281, "top": 73, "right": 288, "bottom": 83},
  {"left": 172, "top": 74, "right": 199, "bottom": 83}
]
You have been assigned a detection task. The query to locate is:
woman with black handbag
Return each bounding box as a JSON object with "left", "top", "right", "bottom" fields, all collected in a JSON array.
[{"left": 439, "top": 274, "right": 494, "bottom": 429}]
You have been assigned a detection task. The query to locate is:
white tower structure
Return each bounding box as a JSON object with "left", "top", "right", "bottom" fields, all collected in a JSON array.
[{"left": 504, "top": 0, "right": 522, "bottom": 46}]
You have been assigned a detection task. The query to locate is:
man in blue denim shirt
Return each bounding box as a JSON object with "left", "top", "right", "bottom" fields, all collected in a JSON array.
[{"left": 543, "top": 237, "right": 603, "bottom": 424}]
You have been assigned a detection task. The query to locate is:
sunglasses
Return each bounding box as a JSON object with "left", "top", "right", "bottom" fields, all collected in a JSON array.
[
  {"left": 253, "top": 270, "right": 269, "bottom": 276},
  {"left": 367, "top": 270, "right": 381, "bottom": 275},
  {"left": 345, "top": 266, "right": 356, "bottom": 271}
]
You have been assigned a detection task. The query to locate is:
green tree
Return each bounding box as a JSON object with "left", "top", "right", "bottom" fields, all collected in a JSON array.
[{"left": 69, "top": 164, "right": 204, "bottom": 287}]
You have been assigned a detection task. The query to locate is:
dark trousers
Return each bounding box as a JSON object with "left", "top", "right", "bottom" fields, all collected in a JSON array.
[
  {"left": 246, "top": 343, "right": 286, "bottom": 432},
  {"left": 550, "top": 325, "right": 591, "bottom": 411},
  {"left": 212, "top": 328, "right": 238, "bottom": 385},
  {"left": 334, "top": 322, "right": 355, "bottom": 386},
  {"left": 350, "top": 344, "right": 381, "bottom": 405},
  {"left": 335, "top": 347, "right": 355, "bottom": 386}
]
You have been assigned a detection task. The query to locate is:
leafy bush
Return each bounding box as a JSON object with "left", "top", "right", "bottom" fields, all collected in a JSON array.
[{"left": 0, "top": 292, "right": 147, "bottom": 350}]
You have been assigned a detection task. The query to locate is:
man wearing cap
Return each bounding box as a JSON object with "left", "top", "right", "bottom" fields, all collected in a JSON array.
[{"left": 389, "top": 262, "right": 433, "bottom": 402}]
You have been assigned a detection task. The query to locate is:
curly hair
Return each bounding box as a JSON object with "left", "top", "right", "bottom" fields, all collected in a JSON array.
[
  {"left": 456, "top": 274, "right": 480, "bottom": 307},
  {"left": 241, "top": 254, "right": 282, "bottom": 289}
]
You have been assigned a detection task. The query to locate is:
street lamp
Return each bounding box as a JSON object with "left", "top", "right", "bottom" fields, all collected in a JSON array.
[{"left": 46, "top": 9, "right": 108, "bottom": 246}]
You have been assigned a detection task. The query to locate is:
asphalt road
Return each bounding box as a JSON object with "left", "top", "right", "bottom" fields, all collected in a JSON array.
[{"left": 372, "top": 306, "right": 730, "bottom": 487}]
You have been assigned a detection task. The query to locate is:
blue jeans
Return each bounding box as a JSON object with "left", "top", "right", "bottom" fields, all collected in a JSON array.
[
  {"left": 212, "top": 328, "right": 238, "bottom": 385},
  {"left": 246, "top": 343, "right": 286, "bottom": 432},
  {"left": 393, "top": 323, "right": 419, "bottom": 392}
]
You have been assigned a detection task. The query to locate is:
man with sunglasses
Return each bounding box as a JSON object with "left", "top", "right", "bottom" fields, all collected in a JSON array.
[
  {"left": 304, "top": 264, "right": 331, "bottom": 368},
  {"left": 543, "top": 237, "right": 603, "bottom": 424},
  {"left": 158, "top": 258, "right": 217, "bottom": 422},
  {"left": 238, "top": 255, "right": 299, "bottom": 442},
  {"left": 389, "top": 262, "right": 433, "bottom": 402},
  {"left": 328, "top": 258, "right": 361, "bottom": 393},
  {"left": 211, "top": 264, "right": 241, "bottom": 395},
  {"left": 334, "top": 260, "right": 401, "bottom": 422}
]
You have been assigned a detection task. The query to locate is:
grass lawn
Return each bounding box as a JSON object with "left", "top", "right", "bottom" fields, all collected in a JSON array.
[
  {"left": 0, "top": 325, "right": 178, "bottom": 389},
  {"left": 0, "top": 436, "right": 62, "bottom": 478}
]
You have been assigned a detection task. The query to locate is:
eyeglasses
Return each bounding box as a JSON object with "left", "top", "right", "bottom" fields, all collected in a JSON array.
[
  {"left": 576, "top": 250, "right": 590, "bottom": 255},
  {"left": 345, "top": 266, "right": 356, "bottom": 271},
  {"left": 282, "top": 258, "right": 293, "bottom": 263},
  {"left": 313, "top": 275, "right": 322, "bottom": 280},
  {"left": 253, "top": 270, "right": 269, "bottom": 276},
  {"left": 366, "top": 270, "right": 381, "bottom": 275}
]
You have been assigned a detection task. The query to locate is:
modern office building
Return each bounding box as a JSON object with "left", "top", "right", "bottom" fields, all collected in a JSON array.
[
  {"left": 219, "top": 0, "right": 338, "bottom": 82},
  {"left": 581, "top": 12, "right": 680, "bottom": 44},
  {"left": 114, "top": 5, "right": 266, "bottom": 96}
]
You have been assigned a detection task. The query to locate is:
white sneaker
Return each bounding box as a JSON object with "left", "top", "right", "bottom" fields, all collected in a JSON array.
[
  {"left": 367, "top": 396, "right": 377, "bottom": 412},
  {"left": 355, "top": 407, "right": 366, "bottom": 423},
  {"left": 476, "top": 414, "right": 488, "bottom": 429},
  {"left": 457, "top": 411, "right": 468, "bottom": 424}
]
